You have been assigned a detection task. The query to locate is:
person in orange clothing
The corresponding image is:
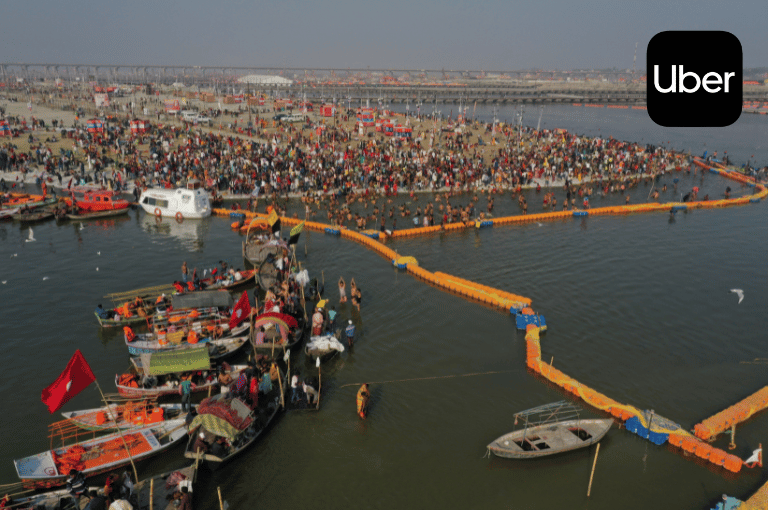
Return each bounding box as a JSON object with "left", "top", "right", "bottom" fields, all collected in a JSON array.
[{"left": 356, "top": 383, "right": 370, "bottom": 419}]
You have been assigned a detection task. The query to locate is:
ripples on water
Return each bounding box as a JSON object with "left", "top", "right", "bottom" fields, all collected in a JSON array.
[{"left": 1, "top": 111, "right": 767, "bottom": 509}]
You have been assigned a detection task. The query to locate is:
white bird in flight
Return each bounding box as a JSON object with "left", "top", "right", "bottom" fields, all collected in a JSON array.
[
  {"left": 42, "top": 276, "right": 49, "bottom": 281},
  {"left": 79, "top": 223, "right": 84, "bottom": 231},
  {"left": 1, "top": 281, "right": 6, "bottom": 284},
  {"left": 97, "top": 251, "right": 101, "bottom": 256},
  {"left": 731, "top": 289, "right": 744, "bottom": 304},
  {"left": 25, "top": 227, "right": 35, "bottom": 242}
]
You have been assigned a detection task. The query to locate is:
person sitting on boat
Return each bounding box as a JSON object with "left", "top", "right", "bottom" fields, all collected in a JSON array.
[
  {"left": 218, "top": 370, "right": 233, "bottom": 387},
  {"left": 84, "top": 490, "right": 107, "bottom": 510},
  {"left": 303, "top": 378, "right": 318, "bottom": 405},
  {"left": 312, "top": 307, "right": 324, "bottom": 336},
  {"left": 66, "top": 469, "right": 87, "bottom": 499},
  {"left": 290, "top": 373, "right": 301, "bottom": 404},
  {"left": 0, "top": 494, "right": 12, "bottom": 509},
  {"left": 248, "top": 369, "right": 259, "bottom": 409},
  {"left": 178, "top": 486, "right": 192, "bottom": 510},
  {"left": 95, "top": 303, "right": 115, "bottom": 320},
  {"left": 103, "top": 473, "right": 119, "bottom": 505},
  {"left": 259, "top": 370, "right": 272, "bottom": 393},
  {"left": 255, "top": 326, "right": 266, "bottom": 345},
  {"left": 119, "top": 472, "right": 134, "bottom": 501}
]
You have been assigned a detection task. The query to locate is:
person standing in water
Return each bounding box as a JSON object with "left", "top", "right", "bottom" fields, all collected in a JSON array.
[
  {"left": 356, "top": 383, "right": 370, "bottom": 419},
  {"left": 338, "top": 276, "right": 347, "bottom": 304}
]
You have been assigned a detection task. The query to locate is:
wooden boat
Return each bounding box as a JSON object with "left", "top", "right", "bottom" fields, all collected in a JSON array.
[
  {"left": 13, "top": 419, "right": 188, "bottom": 486},
  {"left": 487, "top": 401, "right": 612, "bottom": 459},
  {"left": 132, "top": 465, "right": 197, "bottom": 510},
  {"left": 202, "top": 268, "right": 256, "bottom": 291},
  {"left": 11, "top": 210, "right": 54, "bottom": 222},
  {"left": 125, "top": 321, "right": 250, "bottom": 355},
  {"left": 115, "top": 347, "right": 247, "bottom": 399},
  {"left": 257, "top": 255, "right": 283, "bottom": 291},
  {"left": 60, "top": 402, "right": 191, "bottom": 431},
  {"left": 66, "top": 208, "right": 130, "bottom": 220},
  {"left": 0, "top": 485, "right": 83, "bottom": 510},
  {"left": 95, "top": 311, "right": 152, "bottom": 329},
  {"left": 128, "top": 333, "right": 249, "bottom": 361},
  {"left": 1, "top": 192, "right": 55, "bottom": 210},
  {"left": 149, "top": 307, "right": 231, "bottom": 332},
  {"left": 0, "top": 207, "right": 18, "bottom": 220},
  {"left": 95, "top": 286, "right": 172, "bottom": 328},
  {"left": 243, "top": 235, "right": 288, "bottom": 266},
  {"left": 183, "top": 382, "right": 283, "bottom": 466},
  {"left": 251, "top": 311, "right": 306, "bottom": 353},
  {"left": 304, "top": 333, "right": 345, "bottom": 362}
]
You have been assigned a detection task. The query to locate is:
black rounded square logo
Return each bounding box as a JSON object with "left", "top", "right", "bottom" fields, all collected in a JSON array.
[{"left": 647, "top": 31, "right": 742, "bottom": 127}]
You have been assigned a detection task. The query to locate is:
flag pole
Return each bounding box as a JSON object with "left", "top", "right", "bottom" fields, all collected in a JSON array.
[{"left": 93, "top": 378, "right": 139, "bottom": 484}]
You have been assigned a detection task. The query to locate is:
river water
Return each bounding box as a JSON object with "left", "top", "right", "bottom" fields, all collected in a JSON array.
[{"left": 1, "top": 105, "right": 767, "bottom": 509}]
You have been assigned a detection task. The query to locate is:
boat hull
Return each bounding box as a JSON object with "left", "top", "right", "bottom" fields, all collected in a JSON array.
[
  {"left": 488, "top": 418, "right": 612, "bottom": 459},
  {"left": 14, "top": 420, "right": 188, "bottom": 486},
  {"left": 66, "top": 208, "right": 130, "bottom": 220}
]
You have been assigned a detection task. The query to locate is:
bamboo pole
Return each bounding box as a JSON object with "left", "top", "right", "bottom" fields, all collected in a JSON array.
[
  {"left": 316, "top": 357, "right": 321, "bottom": 410},
  {"left": 587, "top": 443, "right": 601, "bottom": 497},
  {"left": 149, "top": 479, "right": 153, "bottom": 510},
  {"left": 275, "top": 363, "right": 285, "bottom": 409},
  {"left": 94, "top": 379, "right": 139, "bottom": 484},
  {"left": 217, "top": 487, "right": 224, "bottom": 510}
]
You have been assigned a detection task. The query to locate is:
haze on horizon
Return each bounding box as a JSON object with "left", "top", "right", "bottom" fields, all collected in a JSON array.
[{"left": 1, "top": 0, "right": 765, "bottom": 71}]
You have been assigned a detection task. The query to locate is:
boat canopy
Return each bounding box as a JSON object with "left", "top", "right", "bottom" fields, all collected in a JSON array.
[
  {"left": 172, "top": 290, "right": 233, "bottom": 310},
  {"left": 190, "top": 395, "right": 253, "bottom": 440},
  {"left": 189, "top": 413, "right": 241, "bottom": 441},
  {"left": 514, "top": 401, "right": 584, "bottom": 429},
  {"left": 134, "top": 347, "right": 210, "bottom": 376}
]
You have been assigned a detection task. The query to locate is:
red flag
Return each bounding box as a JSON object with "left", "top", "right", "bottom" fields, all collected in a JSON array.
[
  {"left": 229, "top": 292, "right": 251, "bottom": 330},
  {"left": 41, "top": 350, "right": 96, "bottom": 413}
]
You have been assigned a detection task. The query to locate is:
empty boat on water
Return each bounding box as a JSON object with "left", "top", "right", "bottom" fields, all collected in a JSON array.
[{"left": 487, "top": 401, "right": 611, "bottom": 459}]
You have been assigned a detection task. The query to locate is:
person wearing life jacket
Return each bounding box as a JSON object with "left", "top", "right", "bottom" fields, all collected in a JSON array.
[
  {"left": 187, "top": 329, "right": 199, "bottom": 344},
  {"left": 123, "top": 326, "right": 136, "bottom": 342},
  {"left": 121, "top": 302, "right": 133, "bottom": 318},
  {"left": 356, "top": 383, "right": 370, "bottom": 419},
  {"left": 173, "top": 281, "right": 185, "bottom": 293}
]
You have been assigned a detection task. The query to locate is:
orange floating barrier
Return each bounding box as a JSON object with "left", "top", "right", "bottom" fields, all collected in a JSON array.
[
  {"left": 694, "top": 443, "right": 713, "bottom": 460},
  {"left": 723, "top": 454, "right": 743, "bottom": 473},
  {"left": 682, "top": 438, "right": 699, "bottom": 453},
  {"left": 668, "top": 434, "right": 685, "bottom": 447}
]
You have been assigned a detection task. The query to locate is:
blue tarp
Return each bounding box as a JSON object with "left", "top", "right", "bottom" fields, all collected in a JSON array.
[
  {"left": 625, "top": 416, "right": 669, "bottom": 446},
  {"left": 516, "top": 314, "right": 547, "bottom": 331}
]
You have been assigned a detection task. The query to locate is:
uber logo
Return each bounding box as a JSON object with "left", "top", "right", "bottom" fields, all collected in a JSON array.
[{"left": 647, "top": 31, "right": 742, "bottom": 127}]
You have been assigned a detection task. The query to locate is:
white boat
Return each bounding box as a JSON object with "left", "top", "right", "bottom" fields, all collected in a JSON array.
[
  {"left": 139, "top": 186, "right": 211, "bottom": 219},
  {"left": 487, "top": 401, "right": 612, "bottom": 460},
  {"left": 13, "top": 419, "right": 188, "bottom": 485}
]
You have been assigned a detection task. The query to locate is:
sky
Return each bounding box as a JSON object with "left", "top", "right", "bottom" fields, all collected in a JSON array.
[{"left": 0, "top": 0, "right": 765, "bottom": 71}]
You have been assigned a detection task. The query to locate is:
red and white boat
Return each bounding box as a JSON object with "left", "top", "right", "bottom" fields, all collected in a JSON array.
[{"left": 66, "top": 187, "right": 131, "bottom": 213}]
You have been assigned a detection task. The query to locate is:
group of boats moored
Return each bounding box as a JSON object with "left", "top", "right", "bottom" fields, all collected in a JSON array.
[
  {"left": 4, "top": 186, "right": 621, "bottom": 510},
  {"left": 6, "top": 237, "right": 336, "bottom": 510}
]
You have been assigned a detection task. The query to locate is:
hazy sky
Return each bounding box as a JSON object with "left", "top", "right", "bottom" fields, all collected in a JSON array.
[{"left": 1, "top": 0, "right": 764, "bottom": 70}]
